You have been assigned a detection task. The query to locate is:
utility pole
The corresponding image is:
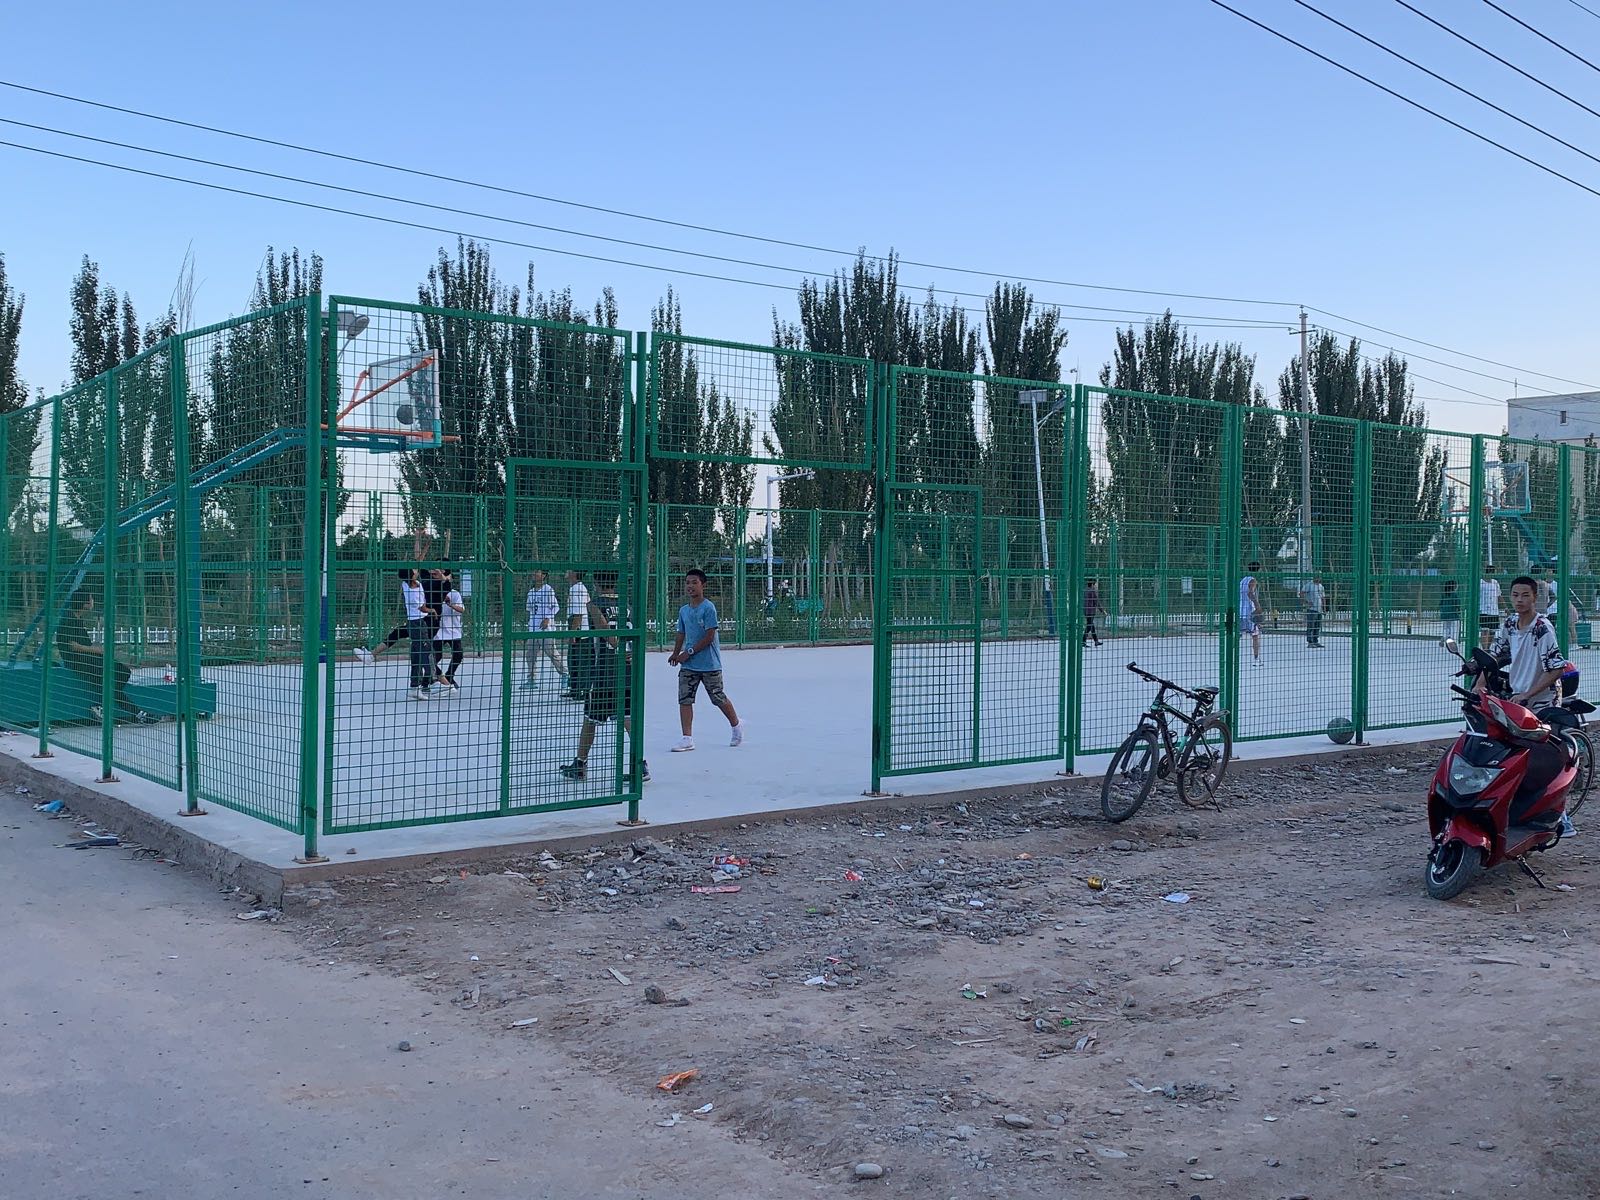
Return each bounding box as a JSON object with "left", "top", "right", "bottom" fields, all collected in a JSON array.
[{"left": 1298, "top": 309, "right": 1313, "bottom": 578}]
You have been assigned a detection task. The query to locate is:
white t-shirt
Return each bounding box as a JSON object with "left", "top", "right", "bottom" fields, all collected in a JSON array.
[
  {"left": 567, "top": 581, "right": 591, "bottom": 631},
  {"left": 435, "top": 590, "right": 464, "bottom": 641},
  {"left": 1488, "top": 613, "right": 1565, "bottom": 707},
  {"left": 1238, "top": 576, "right": 1257, "bottom": 617},
  {"left": 527, "top": 583, "right": 559, "bottom": 632},
  {"left": 402, "top": 581, "right": 427, "bottom": 621},
  {"left": 1479, "top": 578, "right": 1502, "bottom": 616},
  {"left": 1300, "top": 581, "right": 1325, "bottom": 613}
]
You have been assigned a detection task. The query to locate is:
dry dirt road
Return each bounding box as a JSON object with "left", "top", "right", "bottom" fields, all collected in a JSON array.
[
  {"left": 9, "top": 741, "right": 1600, "bottom": 1199},
  {"left": 288, "top": 744, "right": 1600, "bottom": 1199}
]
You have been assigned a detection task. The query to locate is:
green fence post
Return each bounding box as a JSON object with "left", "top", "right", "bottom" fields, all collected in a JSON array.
[
  {"left": 628, "top": 330, "right": 648, "bottom": 825},
  {"left": 997, "top": 515, "right": 1010, "bottom": 639},
  {"left": 169, "top": 338, "right": 203, "bottom": 814},
  {"left": 500, "top": 468, "right": 516, "bottom": 815},
  {"left": 1467, "top": 436, "right": 1486, "bottom": 647},
  {"left": 133, "top": 480, "right": 148, "bottom": 666},
  {"left": 1060, "top": 384, "right": 1088, "bottom": 774},
  {"left": 300, "top": 299, "right": 330, "bottom": 860},
  {"left": 808, "top": 508, "right": 821, "bottom": 645},
  {"left": 34, "top": 399, "right": 62, "bottom": 757},
  {"left": 1558, "top": 443, "right": 1573, "bottom": 649},
  {"left": 970, "top": 495, "right": 984, "bottom": 765},
  {"left": 868, "top": 362, "right": 891, "bottom": 794},
  {"left": 734, "top": 504, "right": 747, "bottom": 648},
  {"left": 100, "top": 372, "right": 119, "bottom": 780},
  {"left": 1157, "top": 523, "right": 1170, "bottom": 637},
  {"left": 1352, "top": 422, "right": 1373, "bottom": 743},
  {"left": 1220, "top": 405, "right": 1244, "bottom": 726},
  {"left": 253, "top": 488, "right": 269, "bottom": 662},
  {"left": 473, "top": 492, "right": 489, "bottom": 657}
]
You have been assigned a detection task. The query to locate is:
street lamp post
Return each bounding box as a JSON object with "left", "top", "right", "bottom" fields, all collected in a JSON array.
[
  {"left": 1018, "top": 389, "right": 1068, "bottom": 636},
  {"left": 765, "top": 469, "right": 815, "bottom": 604}
]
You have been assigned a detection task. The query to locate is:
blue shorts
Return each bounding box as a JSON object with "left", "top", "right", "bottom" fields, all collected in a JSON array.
[{"left": 1239, "top": 611, "right": 1259, "bottom": 636}]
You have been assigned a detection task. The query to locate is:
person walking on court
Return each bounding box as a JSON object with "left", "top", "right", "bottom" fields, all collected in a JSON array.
[
  {"left": 1082, "top": 578, "right": 1104, "bottom": 647},
  {"left": 401, "top": 568, "right": 435, "bottom": 700},
  {"left": 1440, "top": 578, "right": 1462, "bottom": 646},
  {"left": 1299, "top": 572, "right": 1325, "bottom": 648},
  {"left": 522, "top": 569, "right": 567, "bottom": 691},
  {"left": 353, "top": 527, "right": 443, "bottom": 665},
  {"left": 1478, "top": 566, "right": 1503, "bottom": 648},
  {"left": 1239, "top": 560, "right": 1264, "bottom": 665},
  {"left": 564, "top": 569, "right": 592, "bottom": 701},
  {"left": 669, "top": 568, "right": 744, "bottom": 751},
  {"left": 559, "top": 570, "right": 648, "bottom": 784},
  {"left": 433, "top": 569, "right": 466, "bottom": 693}
]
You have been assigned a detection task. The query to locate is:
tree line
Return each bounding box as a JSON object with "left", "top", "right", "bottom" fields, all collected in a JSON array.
[{"left": 0, "top": 241, "right": 1463, "bottom": 591}]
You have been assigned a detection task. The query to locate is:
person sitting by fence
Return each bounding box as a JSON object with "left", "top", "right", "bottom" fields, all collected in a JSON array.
[{"left": 54, "top": 589, "right": 158, "bottom": 724}]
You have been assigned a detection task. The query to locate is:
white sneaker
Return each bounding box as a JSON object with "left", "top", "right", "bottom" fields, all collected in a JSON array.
[
  {"left": 670, "top": 736, "right": 695, "bottom": 753},
  {"left": 354, "top": 647, "right": 374, "bottom": 665},
  {"left": 1560, "top": 813, "right": 1578, "bottom": 838},
  {"left": 730, "top": 723, "right": 745, "bottom": 747},
  {"left": 412, "top": 687, "right": 431, "bottom": 702}
]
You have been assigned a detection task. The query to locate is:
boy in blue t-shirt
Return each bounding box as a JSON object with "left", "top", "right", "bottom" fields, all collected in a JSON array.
[{"left": 668, "top": 568, "right": 744, "bottom": 751}]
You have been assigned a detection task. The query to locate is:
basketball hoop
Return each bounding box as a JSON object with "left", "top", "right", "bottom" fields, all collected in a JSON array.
[{"left": 337, "top": 350, "right": 443, "bottom": 452}]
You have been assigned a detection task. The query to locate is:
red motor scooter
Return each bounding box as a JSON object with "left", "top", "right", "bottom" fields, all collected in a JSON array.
[{"left": 1425, "top": 639, "right": 1590, "bottom": 900}]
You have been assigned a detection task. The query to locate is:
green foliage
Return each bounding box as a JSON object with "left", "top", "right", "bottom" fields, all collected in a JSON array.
[
  {"left": 650, "top": 288, "right": 753, "bottom": 556},
  {"left": 0, "top": 253, "right": 40, "bottom": 526},
  {"left": 1099, "top": 313, "right": 1292, "bottom": 547}
]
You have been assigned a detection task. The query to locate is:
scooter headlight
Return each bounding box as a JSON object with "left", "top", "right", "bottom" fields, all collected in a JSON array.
[{"left": 1449, "top": 759, "right": 1501, "bottom": 795}]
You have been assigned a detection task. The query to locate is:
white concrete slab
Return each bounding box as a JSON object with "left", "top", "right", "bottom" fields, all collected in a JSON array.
[{"left": 2, "top": 633, "right": 1467, "bottom": 871}]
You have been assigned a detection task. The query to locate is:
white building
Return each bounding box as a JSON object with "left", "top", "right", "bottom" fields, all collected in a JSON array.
[{"left": 1507, "top": 392, "right": 1600, "bottom": 444}]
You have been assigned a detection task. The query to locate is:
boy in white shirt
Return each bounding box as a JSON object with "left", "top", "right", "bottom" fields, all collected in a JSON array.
[
  {"left": 522, "top": 569, "right": 567, "bottom": 691},
  {"left": 401, "top": 568, "right": 435, "bottom": 700},
  {"left": 433, "top": 570, "right": 466, "bottom": 693}
]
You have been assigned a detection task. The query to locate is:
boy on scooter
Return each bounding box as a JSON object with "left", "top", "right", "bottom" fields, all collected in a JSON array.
[{"left": 1482, "top": 575, "right": 1576, "bottom": 835}]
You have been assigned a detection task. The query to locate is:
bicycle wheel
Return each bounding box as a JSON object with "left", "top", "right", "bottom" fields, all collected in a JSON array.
[
  {"left": 1102, "top": 727, "right": 1162, "bottom": 823},
  {"left": 1568, "top": 729, "right": 1594, "bottom": 818},
  {"left": 1176, "top": 714, "right": 1233, "bottom": 809}
]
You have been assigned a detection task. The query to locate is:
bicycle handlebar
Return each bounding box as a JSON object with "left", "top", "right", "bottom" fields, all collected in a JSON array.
[{"left": 1124, "top": 661, "right": 1212, "bottom": 705}]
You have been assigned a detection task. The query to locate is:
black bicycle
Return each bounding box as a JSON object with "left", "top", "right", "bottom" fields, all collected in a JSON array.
[{"left": 1101, "top": 662, "right": 1233, "bottom": 822}]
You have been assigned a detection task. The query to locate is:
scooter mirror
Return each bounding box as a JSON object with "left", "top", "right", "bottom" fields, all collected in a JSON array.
[{"left": 1442, "top": 638, "right": 1461, "bottom": 658}]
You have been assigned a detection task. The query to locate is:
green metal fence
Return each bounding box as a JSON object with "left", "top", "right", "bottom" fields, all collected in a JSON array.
[{"left": 4, "top": 294, "right": 1589, "bottom": 856}]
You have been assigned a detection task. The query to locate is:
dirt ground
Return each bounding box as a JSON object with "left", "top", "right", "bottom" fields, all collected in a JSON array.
[{"left": 283, "top": 744, "right": 1600, "bottom": 1199}]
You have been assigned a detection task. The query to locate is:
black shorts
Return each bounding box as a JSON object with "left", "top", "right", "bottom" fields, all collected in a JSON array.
[{"left": 584, "top": 653, "right": 632, "bottom": 723}]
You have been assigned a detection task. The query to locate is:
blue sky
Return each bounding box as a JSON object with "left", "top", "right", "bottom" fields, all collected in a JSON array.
[{"left": 3, "top": 0, "right": 1598, "bottom": 433}]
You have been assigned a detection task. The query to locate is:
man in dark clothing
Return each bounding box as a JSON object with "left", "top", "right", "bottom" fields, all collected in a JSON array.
[{"left": 55, "top": 590, "right": 157, "bottom": 723}]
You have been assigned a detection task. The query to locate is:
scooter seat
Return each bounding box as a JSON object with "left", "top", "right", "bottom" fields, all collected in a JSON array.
[{"left": 1537, "top": 706, "right": 1582, "bottom": 730}]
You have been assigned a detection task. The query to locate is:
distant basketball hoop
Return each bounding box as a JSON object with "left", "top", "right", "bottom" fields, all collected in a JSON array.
[{"left": 335, "top": 350, "right": 444, "bottom": 452}]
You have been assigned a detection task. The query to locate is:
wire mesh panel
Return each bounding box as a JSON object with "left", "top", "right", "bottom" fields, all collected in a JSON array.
[
  {"left": 323, "top": 298, "right": 638, "bottom": 833},
  {"left": 0, "top": 399, "right": 55, "bottom": 735},
  {"left": 1079, "top": 389, "right": 1229, "bottom": 754},
  {"left": 882, "top": 367, "right": 1069, "bottom": 774},
  {"left": 1365, "top": 423, "right": 1475, "bottom": 731},
  {"left": 881, "top": 483, "right": 983, "bottom": 773},
  {"left": 1232, "top": 411, "right": 1360, "bottom": 742},
  {"left": 178, "top": 304, "right": 316, "bottom": 829},
  {"left": 507, "top": 459, "right": 644, "bottom": 813},
  {"left": 1569, "top": 442, "right": 1600, "bottom": 685}
]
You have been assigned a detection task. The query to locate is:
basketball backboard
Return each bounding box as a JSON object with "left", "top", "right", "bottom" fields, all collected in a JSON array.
[
  {"left": 1442, "top": 459, "right": 1531, "bottom": 518},
  {"left": 336, "top": 350, "right": 442, "bottom": 451}
]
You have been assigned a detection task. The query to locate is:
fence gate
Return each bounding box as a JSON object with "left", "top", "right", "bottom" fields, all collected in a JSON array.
[{"left": 504, "top": 457, "right": 647, "bottom": 821}]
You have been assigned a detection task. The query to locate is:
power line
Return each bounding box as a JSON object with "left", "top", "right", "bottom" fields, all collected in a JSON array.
[
  {"left": 1391, "top": 0, "right": 1600, "bottom": 125},
  {"left": 1290, "top": 0, "right": 1600, "bottom": 172},
  {"left": 0, "top": 116, "right": 1297, "bottom": 330},
  {"left": 1205, "top": 0, "right": 1600, "bottom": 202},
  {"left": 3, "top": 78, "right": 1582, "bottom": 400},
  {"left": 1482, "top": 0, "right": 1600, "bottom": 75},
  {"left": 1307, "top": 306, "right": 1599, "bottom": 392},
  {"left": 0, "top": 77, "right": 1300, "bottom": 311},
  {"left": 0, "top": 136, "right": 1287, "bottom": 334},
  {"left": 1565, "top": 0, "right": 1600, "bottom": 21}
]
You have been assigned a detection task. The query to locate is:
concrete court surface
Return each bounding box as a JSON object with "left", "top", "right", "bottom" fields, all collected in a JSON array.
[
  {"left": 0, "top": 631, "right": 1489, "bottom": 870},
  {"left": 0, "top": 807, "right": 822, "bottom": 1200}
]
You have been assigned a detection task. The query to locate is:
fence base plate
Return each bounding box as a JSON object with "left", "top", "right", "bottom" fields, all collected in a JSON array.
[
  {"left": 294, "top": 854, "right": 330, "bottom": 864},
  {"left": 174, "top": 807, "right": 209, "bottom": 818},
  {"left": 616, "top": 818, "right": 650, "bottom": 828}
]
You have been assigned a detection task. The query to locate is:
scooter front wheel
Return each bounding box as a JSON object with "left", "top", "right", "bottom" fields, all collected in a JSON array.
[{"left": 1425, "top": 839, "right": 1484, "bottom": 901}]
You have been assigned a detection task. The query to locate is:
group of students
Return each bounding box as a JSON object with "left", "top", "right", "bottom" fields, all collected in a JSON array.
[
  {"left": 353, "top": 566, "right": 465, "bottom": 700},
  {"left": 353, "top": 561, "right": 744, "bottom": 785}
]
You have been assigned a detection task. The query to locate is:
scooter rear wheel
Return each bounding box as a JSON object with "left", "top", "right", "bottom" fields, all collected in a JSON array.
[{"left": 1425, "top": 839, "right": 1484, "bottom": 901}]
